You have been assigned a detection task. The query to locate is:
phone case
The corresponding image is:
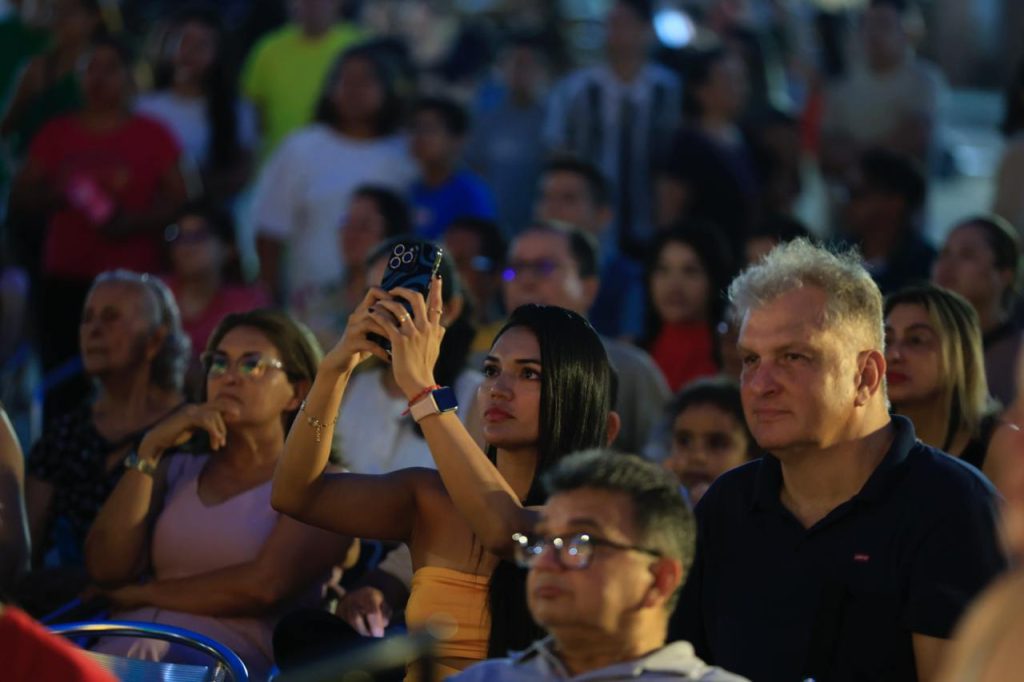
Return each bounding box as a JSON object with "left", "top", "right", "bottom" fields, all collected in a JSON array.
[{"left": 369, "top": 241, "right": 444, "bottom": 352}]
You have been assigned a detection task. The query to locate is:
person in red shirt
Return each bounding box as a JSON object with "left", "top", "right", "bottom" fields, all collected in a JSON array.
[
  {"left": 642, "top": 225, "right": 734, "bottom": 392},
  {"left": 10, "top": 35, "right": 186, "bottom": 416}
]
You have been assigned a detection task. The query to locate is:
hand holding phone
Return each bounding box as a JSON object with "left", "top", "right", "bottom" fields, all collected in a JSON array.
[{"left": 367, "top": 240, "right": 443, "bottom": 352}]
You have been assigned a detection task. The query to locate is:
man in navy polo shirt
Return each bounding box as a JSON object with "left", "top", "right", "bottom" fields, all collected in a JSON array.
[{"left": 671, "top": 239, "right": 1005, "bottom": 681}]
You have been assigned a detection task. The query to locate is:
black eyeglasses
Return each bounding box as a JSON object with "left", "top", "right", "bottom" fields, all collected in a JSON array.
[
  {"left": 200, "top": 351, "right": 286, "bottom": 380},
  {"left": 164, "top": 223, "right": 212, "bottom": 244},
  {"left": 512, "top": 531, "right": 662, "bottom": 570}
]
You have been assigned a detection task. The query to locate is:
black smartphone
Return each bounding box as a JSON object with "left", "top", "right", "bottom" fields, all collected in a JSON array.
[{"left": 368, "top": 240, "right": 444, "bottom": 352}]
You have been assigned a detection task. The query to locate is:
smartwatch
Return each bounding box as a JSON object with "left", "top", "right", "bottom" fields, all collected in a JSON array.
[{"left": 409, "top": 386, "right": 459, "bottom": 423}]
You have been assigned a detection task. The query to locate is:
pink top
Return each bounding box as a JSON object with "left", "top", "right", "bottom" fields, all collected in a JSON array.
[
  {"left": 163, "top": 276, "right": 272, "bottom": 357},
  {"left": 94, "top": 454, "right": 302, "bottom": 681}
]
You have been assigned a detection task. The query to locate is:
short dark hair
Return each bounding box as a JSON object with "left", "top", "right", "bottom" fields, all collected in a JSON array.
[
  {"left": 203, "top": 309, "right": 322, "bottom": 431},
  {"left": 665, "top": 377, "right": 757, "bottom": 458},
  {"left": 952, "top": 215, "right": 1021, "bottom": 309},
  {"left": 542, "top": 156, "right": 612, "bottom": 208},
  {"left": 519, "top": 222, "right": 600, "bottom": 280},
  {"left": 414, "top": 95, "right": 470, "bottom": 136},
  {"left": 352, "top": 185, "right": 412, "bottom": 238},
  {"left": 859, "top": 149, "right": 927, "bottom": 213},
  {"left": 447, "top": 216, "right": 507, "bottom": 273},
  {"left": 543, "top": 449, "right": 695, "bottom": 607}
]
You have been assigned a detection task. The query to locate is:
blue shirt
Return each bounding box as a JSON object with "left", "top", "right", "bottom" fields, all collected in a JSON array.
[
  {"left": 411, "top": 169, "right": 497, "bottom": 240},
  {"left": 671, "top": 416, "right": 1005, "bottom": 682}
]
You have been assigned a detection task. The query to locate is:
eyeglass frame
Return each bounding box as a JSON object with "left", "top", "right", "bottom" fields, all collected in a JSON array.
[
  {"left": 199, "top": 351, "right": 287, "bottom": 380},
  {"left": 511, "top": 531, "right": 663, "bottom": 570}
]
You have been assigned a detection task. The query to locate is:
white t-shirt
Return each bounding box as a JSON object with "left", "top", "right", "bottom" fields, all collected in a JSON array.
[
  {"left": 822, "top": 56, "right": 947, "bottom": 146},
  {"left": 135, "top": 91, "right": 259, "bottom": 168},
  {"left": 250, "top": 124, "right": 416, "bottom": 322},
  {"left": 334, "top": 367, "right": 483, "bottom": 475}
]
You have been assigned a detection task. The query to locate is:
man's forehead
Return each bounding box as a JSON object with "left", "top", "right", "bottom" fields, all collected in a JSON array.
[
  {"left": 540, "top": 489, "right": 634, "bottom": 532},
  {"left": 513, "top": 230, "right": 570, "bottom": 257}
]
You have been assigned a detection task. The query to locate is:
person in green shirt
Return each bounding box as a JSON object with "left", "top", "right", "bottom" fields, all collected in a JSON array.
[{"left": 241, "top": 0, "right": 363, "bottom": 160}]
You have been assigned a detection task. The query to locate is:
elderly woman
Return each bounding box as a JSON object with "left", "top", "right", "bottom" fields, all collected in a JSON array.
[
  {"left": 85, "top": 309, "right": 352, "bottom": 681},
  {"left": 25, "top": 270, "right": 188, "bottom": 579}
]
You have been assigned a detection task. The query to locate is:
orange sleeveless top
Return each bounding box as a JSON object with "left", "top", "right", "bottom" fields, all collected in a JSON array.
[{"left": 404, "top": 566, "right": 490, "bottom": 680}]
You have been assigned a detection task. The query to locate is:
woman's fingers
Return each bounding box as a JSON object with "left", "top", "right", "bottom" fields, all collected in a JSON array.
[
  {"left": 373, "top": 299, "right": 415, "bottom": 335},
  {"left": 389, "top": 287, "right": 429, "bottom": 329}
]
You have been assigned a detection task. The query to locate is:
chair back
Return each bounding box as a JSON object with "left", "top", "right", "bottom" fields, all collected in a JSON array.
[{"left": 50, "top": 620, "right": 249, "bottom": 682}]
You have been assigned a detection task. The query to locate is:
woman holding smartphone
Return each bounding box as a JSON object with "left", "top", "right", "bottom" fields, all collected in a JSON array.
[{"left": 273, "top": 281, "right": 615, "bottom": 678}]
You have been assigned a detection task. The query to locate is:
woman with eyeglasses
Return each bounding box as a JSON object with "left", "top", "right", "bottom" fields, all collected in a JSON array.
[
  {"left": 85, "top": 309, "right": 353, "bottom": 681},
  {"left": 273, "top": 284, "right": 614, "bottom": 678},
  {"left": 162, "top": 199, "right": 271, "bottom": 397},
  {"left": 884, "top": 284, "right": 1000, "bottom": 470}
]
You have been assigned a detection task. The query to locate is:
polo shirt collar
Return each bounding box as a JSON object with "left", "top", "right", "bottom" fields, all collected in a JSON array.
[{"left": 751, "top": 416, "right": 916, "bottom": 512}]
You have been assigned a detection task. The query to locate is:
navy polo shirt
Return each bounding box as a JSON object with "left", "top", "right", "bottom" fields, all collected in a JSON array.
[{"left": 670, "top": 416, "right": 1006, "bottom": 682}]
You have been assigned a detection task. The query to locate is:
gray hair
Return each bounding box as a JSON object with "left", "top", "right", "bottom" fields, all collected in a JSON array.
[
  {"left": 727, "top": 238, "right": 884, "bottom": 349},
  {"left": 90, "top": 270, "right": 191, "bottom": 392}
]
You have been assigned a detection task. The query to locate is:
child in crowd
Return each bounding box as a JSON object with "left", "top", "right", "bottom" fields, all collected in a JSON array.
[
  {"left": 659, "top": 377, "right": 758, "bottom": 506},
  {"left": 409, "top": 96, "right": 496, "bottom": 240}
]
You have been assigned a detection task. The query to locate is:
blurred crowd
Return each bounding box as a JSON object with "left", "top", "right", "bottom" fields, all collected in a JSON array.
[{"left": 0, "top": 0, "right": 1022, "bottom": 680}]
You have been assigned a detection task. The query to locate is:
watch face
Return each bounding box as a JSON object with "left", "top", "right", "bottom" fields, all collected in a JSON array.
[{"left": 434, "top": 387, "right": 458, "bottom": 412}]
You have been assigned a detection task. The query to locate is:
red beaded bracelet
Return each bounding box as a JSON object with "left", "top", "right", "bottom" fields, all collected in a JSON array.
[{"left": 402, "top": 384, "right": 442, "bottom": 417}]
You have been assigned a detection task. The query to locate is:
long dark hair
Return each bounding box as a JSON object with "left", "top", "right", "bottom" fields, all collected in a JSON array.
[
  {"left": 484, "top": 304, "right": 612, "bottom": 657},
  {"left": 183, "top": 9, "right": 242, "bottom": 171},
  {"left": 1002, "top": 58, "right": 1024, "bottom": 137},
  {"left": 641, "top": 224, "right": 734, "bottom": 349},
  {"left": 312, "top": 43, "right": 405, "bottom": 136}
]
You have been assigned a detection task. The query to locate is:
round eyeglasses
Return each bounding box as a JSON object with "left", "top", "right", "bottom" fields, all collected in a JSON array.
[
  {"left": 512, "top": 531, "right": 662, "bottom": 570},
  {"left": 200, "top": 352, "right": 286, "bottom": 380}
]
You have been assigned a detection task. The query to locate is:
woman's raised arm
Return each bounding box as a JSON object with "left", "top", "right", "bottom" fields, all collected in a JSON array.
[
  {"left": 371, "top": 283, "right": 538, "bottom": 556},
  {"left": 272, "top": 290, "right": 428, "bottom": 543}
]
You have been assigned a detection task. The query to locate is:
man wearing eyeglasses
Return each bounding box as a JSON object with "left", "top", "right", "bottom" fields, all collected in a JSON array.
[
  {"left": 450, "top": 449, "right": 747, "bottom": 681},
  {"left": 501, "top": 222, "right": 670, "bottom": 455}
]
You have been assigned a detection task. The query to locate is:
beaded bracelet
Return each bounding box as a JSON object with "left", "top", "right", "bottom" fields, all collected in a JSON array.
[
  {"left": 401, "top": 384, "right": 442, "bottom": 417},
  {"left": 299, "top": 400, "right": 337, "bottom": 443}
]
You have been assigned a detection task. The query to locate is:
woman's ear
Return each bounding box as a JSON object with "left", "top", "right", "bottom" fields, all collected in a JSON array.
[
  {"left": 285, "top": 379, "right": 312, "bottom": 413},
  {"left": 441, "top": 293, "right": 465, "bottom": 326}
]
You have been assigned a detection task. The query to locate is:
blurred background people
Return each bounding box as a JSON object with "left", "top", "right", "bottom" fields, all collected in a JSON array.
[
  {"left": 0, "top": 403, "right": 29, "bottom": 596},
  {"left": 657, "top": 45, "right": 759, "bottom": 261},
  {"left": 252, "top": 44, "right": 415, "bottom": 327},
  {"left": 932, "top": 215, "right": 1022, "bottom": 407},
  {"left": 241, "top": 0, "right": 362, "bottom": 159},
  {"left": 536, "top": 156, "right": 646, "bottom": 341},
  {"left": 409, "top": 96, "right": 496, "bottom": 241},
  {"left": 162, "top": 200, "right": 271, "bottom": 397},
  {"left": 642, "top": 226, "right": 733, "bottom": 393},
  {"left": 9, "top": 37, "right": 186, "bottom": 418},
  {"left": 137, "top": 8, "right": 256, "bottom": 202},
  {"left": 543, "top": 0, "right": 681, "bottom": 260},
  {"left": 465, "top": 32, "right": 549, "bottom": 239}
]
